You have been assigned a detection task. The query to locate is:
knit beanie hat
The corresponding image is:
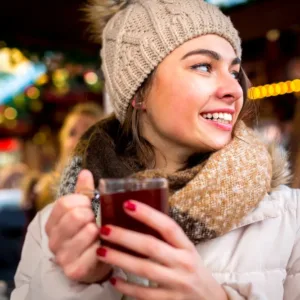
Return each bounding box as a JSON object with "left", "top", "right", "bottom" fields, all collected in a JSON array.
[{"left": 86, "top": 0, "right": 242, "bottom": 123}]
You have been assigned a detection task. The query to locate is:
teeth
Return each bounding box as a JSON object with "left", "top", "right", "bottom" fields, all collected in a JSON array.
[{"left": 202, "top": 112, "right": 233, "bottom": 122}]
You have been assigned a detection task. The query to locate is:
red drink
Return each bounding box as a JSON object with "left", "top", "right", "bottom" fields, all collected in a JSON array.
[{"left": 100, "top": 181, "right": 168, "bottom": 257}]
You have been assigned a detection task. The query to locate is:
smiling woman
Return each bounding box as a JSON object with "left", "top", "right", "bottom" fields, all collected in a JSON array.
[{"left": 11, "top": 1, "right": 300, "bottom": 300}]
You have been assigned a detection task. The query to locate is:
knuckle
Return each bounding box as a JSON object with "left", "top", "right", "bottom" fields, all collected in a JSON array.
[
  {"left": 55, "top": 251, "right": 68, "bottom": 266},
  {"left": 143, "top": 236, "right": 161, "bottom": 257},
  {"left": 135, "top": 265, "right": 150, "bottom": 279},
  {"left": 84, "top": 223, "right": 98, "bottom": 238},
  {"left": 165, "top": 220, "right": 179, "bottom": 237},
  {"left": 180, "top": 256, "right": 196, "bottom": 273},
  {"left": 58, "top": 196, "right": 71, "bottom": 211},
  {"left": 65, "top": 264, "right": 87, "bottom": 281},
  {"left": 70, "top": 209, "right": 86, "bottom": 224}
]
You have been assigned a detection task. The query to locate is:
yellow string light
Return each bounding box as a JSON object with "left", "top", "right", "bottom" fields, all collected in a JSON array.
[{"left": 248, "top": 79, "right": 300, "bottom": 100}]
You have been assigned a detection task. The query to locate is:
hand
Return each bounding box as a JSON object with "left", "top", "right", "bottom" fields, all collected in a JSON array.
[
  {"left": 45, "top": 169, "right": 111, "bottom": 283},
  {"left": 97, "top": 200, "right": 228, "bottom": 300}
]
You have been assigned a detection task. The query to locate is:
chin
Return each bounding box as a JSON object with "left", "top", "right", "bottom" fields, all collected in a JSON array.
[{"left": 202, "top": 134, "right": 232, "bottom": 151}]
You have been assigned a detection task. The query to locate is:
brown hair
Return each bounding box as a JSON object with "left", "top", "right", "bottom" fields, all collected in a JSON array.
[
  {"left": 59, "top": 102, "right": 104, "bottom": 145},
  {"left": 116, "top": 67, "right": 254, "bottom": 169},
  {"left": 69, "top": 102, "right": 104, "bottom": 119}
]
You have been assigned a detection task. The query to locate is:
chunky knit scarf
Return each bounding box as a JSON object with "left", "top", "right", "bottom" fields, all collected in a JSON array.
[{"left": 58, "top": 117, "right": 272, "bottom": 244}]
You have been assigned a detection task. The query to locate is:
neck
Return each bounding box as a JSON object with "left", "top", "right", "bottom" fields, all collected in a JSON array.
[
  {"left": 154, "top": 149, "right": 188, "bottom": 173},
  {"left": 140, "top": 115, "right": 195, "bottom": 173}
]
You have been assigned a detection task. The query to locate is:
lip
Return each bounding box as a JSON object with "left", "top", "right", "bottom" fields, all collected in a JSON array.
[
  {"left": 200, "top": 108, "right": 235, "bottom": 114},
  {"left": 200, "top": 108, "right": 234, "bottom": 131},
  {"left": 200, "top": 116, "right": 233, "bottom": 131},
  {"left": 200, "top": 108, "right": 235, "bottom": 131}
]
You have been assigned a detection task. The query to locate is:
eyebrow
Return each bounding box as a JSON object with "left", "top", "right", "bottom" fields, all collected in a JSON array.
[{"left": 181, "top": 49, "right": 241, "bottom": 66}]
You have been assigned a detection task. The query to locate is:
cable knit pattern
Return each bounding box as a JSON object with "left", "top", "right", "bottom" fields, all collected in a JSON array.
[{"left": 87, "top": 0, "right": 241, "bottom": 123}]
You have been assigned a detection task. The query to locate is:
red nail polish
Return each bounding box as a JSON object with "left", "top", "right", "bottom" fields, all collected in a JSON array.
[
  {"left": 110, "top": 277, "right": 117, "bottom": 286},
  {"left": 124, "top": 201, "right": 136, "bottom": 211},
  {"left": 96, "top": 247, "right": 107, "bottom": 257},
  {"left": 100, "top": 226, "right": 111, "bottom": 236}
]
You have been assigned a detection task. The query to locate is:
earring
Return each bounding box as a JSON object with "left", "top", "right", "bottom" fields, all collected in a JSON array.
[
  {"left": 135, "top": 101, "right": 144, "bottom": 109},
  {"left": 132, "top": 97, "right": 145, "bottom": 109}
]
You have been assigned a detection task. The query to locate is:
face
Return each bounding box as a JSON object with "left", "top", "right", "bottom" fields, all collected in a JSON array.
[
  {"left": 140, "top": 34, "right": 243, "bottom": 157},
  {"left": 60, "top": 114, "right": 98, "bottom": 157}
]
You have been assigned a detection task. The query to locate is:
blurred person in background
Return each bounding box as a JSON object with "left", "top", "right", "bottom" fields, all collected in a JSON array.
[
  {"left": 12, "top": 0, "right": 300, "bottom": 300},
  {"left": 22, "top": 102, "right": 105, "bottom": 221}
]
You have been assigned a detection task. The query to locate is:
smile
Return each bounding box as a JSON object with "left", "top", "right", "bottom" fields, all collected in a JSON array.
[
  {"left": 201, "top": 112, "right": 232, "bottom": 124},
  {"left": 200, "top": 110, "right": 235, "bottom": 131}
]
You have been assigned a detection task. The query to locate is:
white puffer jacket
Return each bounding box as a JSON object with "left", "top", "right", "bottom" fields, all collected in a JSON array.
[
  {"left": 10, "top": 184, "right": 300, "bottom": 300},
  {"left": 11, "top": 138, "right": 300, "bottom": 300}
]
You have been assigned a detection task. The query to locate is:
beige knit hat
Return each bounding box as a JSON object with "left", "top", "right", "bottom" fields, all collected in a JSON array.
[{"left": 86, "top": 0, "right": 241, "bottom": 123}]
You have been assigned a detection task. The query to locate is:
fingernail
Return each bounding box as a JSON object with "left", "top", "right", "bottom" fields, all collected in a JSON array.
[
  {"left": 96, "top": 247, "right": 107, "bottom": 257},
  {"left": 99, "top": 226, "right": 111, "bottom": 236},
  {"left": 124, "top": 201, "right": 136, "bottom": 212},
  {"left": 110, "top": 277, "right": 117, "bottom": 286}
]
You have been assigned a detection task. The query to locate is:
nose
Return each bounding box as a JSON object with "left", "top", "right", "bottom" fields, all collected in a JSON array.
[{"left": 215, "top": 73, "right": 243, "bottom": 104}]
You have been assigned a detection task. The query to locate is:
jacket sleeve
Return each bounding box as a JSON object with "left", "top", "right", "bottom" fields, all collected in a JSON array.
[
  {"left": 11, "top": 206, "right": 123, "bottom": 300},
  {"left": 283, "top": 189, "right": 300, "bottom": 300}
]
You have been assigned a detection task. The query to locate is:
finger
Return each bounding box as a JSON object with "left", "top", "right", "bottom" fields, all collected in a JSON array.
[
  {"left": 99, "top": 225, "right": 182, "bottom": 267},
  {"left": 64, "top": 243, "right": 111, "bottom": 283},
  {"left": 96, "top": 246, "right": 179, "bottom": 287},
  {"left": 45, "top": 194, "right": 91, "bottom": 236},
  {"left": 75, "top": 169, "right": 95, "bottom": 194},
  {"left": 49, "top": 207, "right": 95, "bottom": 253},
  {"left": 124, "top": 201, "right": 194, "bottom": 250},
  {"left": 49, "top": 209, "right": 98, "bottom": 255},
  {"left": 111, "top": 277, "right": 176, "bottom": 300}
]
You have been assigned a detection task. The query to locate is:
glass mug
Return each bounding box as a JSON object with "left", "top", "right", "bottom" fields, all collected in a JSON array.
[{"left": 97, "top": 178, "right": 169, "bottom": 257}]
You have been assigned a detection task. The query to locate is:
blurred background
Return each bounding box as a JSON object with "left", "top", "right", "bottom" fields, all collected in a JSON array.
[{"left": 0, "top": 0, "right": 299, "bottom": 298}]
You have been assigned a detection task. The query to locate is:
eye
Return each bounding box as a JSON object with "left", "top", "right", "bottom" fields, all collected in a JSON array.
[
  {"left": 191, "top": 63, "right": 212, "bottom": 73},
  {"left": 231, "top": 70, "right": 240, "bottom": 80},
  {"left": 68, "top": 128, "right": 77, "bottom": 137}
]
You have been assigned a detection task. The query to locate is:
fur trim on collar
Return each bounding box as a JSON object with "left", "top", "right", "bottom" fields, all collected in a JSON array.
[{"left": 255, "top": 131, "right": 291, "bottom": 190}]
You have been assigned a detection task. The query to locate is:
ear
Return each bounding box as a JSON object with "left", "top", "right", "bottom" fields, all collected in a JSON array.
[{"left": 131, "top": 97, "right": 146, "bottom": 110}]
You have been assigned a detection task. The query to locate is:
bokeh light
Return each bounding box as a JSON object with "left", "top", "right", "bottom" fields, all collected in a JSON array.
[
  {"left": 4, "top": 107, "right": 17, "bottom": 120},
  {"left": 36, "top": 74, "right": 49, "bottom": 85},
  {"left": 84, "top": 71, "right": 98, "bottom": 85},
  {"left": 248, "top": 79, "right": 300, "bottom": 100},
  {"left": 266, "top": 29, "right": 280, "bottom": 42},
  {"left": 26, "top": 86, "right": 40, "bottom": 99}
]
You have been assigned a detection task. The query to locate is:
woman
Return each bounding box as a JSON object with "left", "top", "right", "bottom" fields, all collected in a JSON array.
[
  {"left": 22, "top": 102, "right": 104, "bottom": 215},
  {"left": 12, "top": 0, "right": 300, "bottom": 299}
]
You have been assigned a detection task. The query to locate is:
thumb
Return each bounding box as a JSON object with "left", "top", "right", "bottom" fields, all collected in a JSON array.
[{"left": 75, "top": 169, "right": 95, "bottom": 196}]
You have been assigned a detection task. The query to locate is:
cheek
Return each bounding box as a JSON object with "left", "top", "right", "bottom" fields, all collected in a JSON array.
[
  {"left": 156, "top": 78, "right": 205, "bottom": 119},
  {"left": 64, "top": 137, "right": 77, "bottom": 150},
  {"left": 152, "top": 83, "right": 205, "bottom": 139}
]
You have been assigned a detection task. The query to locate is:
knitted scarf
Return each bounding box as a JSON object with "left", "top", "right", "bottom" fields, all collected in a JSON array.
[
  {"left": 132, "top": 121, "right": 272, "bottom": 243},
  {"left": 58, "top": 116, "right": 272, "bottom": 244}
]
